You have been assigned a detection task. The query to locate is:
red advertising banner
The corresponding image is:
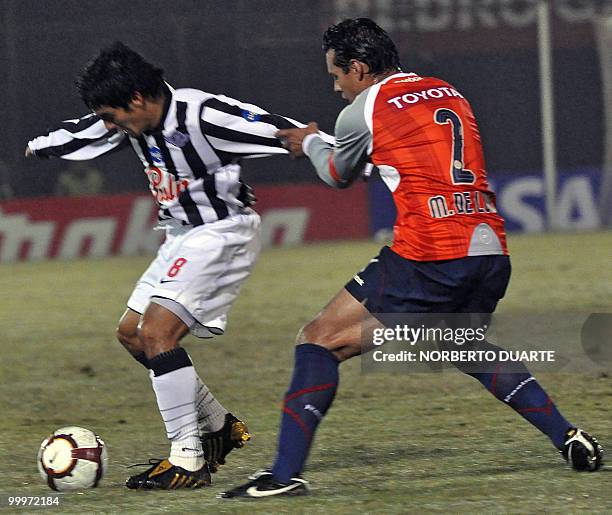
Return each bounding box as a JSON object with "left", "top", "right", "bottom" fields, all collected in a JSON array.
[{"left": 0, "top": 182, "right": 369, "bottom": 262}]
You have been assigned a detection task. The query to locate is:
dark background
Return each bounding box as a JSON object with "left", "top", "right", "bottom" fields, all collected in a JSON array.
[{"left": 0, "top": 0, "right": 606, "bottom": 197}]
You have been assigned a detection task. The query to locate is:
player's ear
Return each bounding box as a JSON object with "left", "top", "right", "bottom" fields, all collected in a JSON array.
[
  {"left": 350, "top": 60, "right": 370, "bottom": 81},
  {"left": 130, "top": 92, "right": 146, "bottom": 108}
]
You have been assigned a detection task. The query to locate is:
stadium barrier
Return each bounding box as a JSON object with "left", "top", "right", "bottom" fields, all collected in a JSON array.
[
  {"left": 0, "top": 183, "right": 369, "bottom": 263},
  {"left": 0, "top": 169, "right": 603, "bottom": 263}
]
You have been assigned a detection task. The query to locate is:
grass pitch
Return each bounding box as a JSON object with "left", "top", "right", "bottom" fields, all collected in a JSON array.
[{"left": 1, "top": 231, "right": 611, "bottom": 513}]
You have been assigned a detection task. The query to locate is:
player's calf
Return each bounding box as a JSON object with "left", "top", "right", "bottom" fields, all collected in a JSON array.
[{"left": 138, "top": 302, "right": 190, "bottom": 358}]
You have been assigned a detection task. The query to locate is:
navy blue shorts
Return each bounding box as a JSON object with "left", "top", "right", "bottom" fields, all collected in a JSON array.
[{"left": 345, "top": 246, "right": 511, "bottom": 315}]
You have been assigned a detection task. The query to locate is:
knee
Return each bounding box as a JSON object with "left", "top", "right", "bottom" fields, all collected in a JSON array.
[
  {"left": 296, "top": 319, "right": 356, "bottom": 362},
  {"left": 296, "top": 319, "right": 325, "bottom": 345},
  {"left": 138, "top": 321, "right": 179, "bottom": 357},
  {"left": 116, "top": 320, "right": 139, "bottom": 350},
  {"left": 295, "top": 324, "right": 307, "bottom": 344},
  {"left": 137, "top": 322, "right": 163, "bottom": 348}
]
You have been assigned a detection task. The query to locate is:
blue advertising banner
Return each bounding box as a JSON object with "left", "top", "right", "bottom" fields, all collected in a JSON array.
[{"left": 368, "top": 168, "right": 602, "bottom": 237}]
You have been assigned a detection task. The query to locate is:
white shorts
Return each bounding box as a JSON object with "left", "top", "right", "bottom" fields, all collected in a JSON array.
[{"left": 127, "top": 212, "right": 261, "bottom": 338}]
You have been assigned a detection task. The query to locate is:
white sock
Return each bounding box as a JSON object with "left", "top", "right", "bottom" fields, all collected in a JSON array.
[
  {"left": 195, "top": 375, "right": 229, "bottom": 434},
  {"left": 169, "top": 437, "right": 204, "bottom": 471},
  {"left": 150, "top": 366, "right": 204, "bottom": 471}
]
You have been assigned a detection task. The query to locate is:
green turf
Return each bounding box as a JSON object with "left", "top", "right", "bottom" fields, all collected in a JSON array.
[{"left": 1, "top": 231, "right": 611, "bottom": 513}]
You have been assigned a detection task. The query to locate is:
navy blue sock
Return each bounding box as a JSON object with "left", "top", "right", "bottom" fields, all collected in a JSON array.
[
  {"left": 271, "top": 344, "right": 339, "bottom": 483},
  {"left": 465, "top": 343, "right": 572, "bottom": 450}
]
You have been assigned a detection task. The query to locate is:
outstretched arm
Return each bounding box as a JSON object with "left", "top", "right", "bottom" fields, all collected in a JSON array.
[
  {"left": 276, "top": 91, "right": 371, "bottom": 188},
  {"left": 198, "top": 94, "right": 334, "bottom": 160},
  {"left": 26, "top": 113, "right": 129, "bottom": 160}
]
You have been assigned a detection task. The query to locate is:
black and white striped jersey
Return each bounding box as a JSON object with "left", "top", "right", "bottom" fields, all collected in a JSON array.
[{"left": 28, "top": 84, "right": 331, "bottom": 226}]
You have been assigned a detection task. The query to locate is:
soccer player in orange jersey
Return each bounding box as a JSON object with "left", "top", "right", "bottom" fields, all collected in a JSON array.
[{"left": 222, "top": 18, "right": 603, "bottom": 498}]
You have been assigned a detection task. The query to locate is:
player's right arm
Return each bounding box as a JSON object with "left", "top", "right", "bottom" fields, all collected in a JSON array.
[
  {"left": 26, "top": 113, "right": 129, "bottom": 160},
  {"left": 301, "top": 90, "right": 372, "bottom": 189}
]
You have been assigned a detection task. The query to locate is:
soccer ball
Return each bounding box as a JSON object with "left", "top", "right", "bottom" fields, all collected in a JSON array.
[{"left": 37, "top": 426, "right": 108, "bottom": 491}]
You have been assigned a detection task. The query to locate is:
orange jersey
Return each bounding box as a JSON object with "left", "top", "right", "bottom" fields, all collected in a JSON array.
[
  {"left": 366, "top": 73, "right": 508, "bottom": 260},
  {"left": 305, "top": 72, "right": 508, "bottom": 261}
]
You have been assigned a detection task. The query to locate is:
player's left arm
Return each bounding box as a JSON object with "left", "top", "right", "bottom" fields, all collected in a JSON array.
[{"left": 278, "top": 91, "right": 371, "bottom": 189}]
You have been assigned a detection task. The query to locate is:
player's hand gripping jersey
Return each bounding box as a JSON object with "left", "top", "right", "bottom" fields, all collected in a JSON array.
[
  {"left": 306, "top": 72, "right": 508, "bottom": 261},
  {"left": 28, "top": 84, "right": 333, "bottom": 227}
]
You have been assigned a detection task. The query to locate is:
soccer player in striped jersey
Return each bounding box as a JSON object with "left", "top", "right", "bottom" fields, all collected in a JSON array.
[
  {"left": 26, "top": 42, "right": 332, "bottom": 490},
  {"left": 222, "top": 18, "right": 603, "bottom": 498}
]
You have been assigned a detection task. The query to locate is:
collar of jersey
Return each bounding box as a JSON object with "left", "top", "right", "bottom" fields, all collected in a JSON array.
[
  {"left": 378, "top": 72, "right": 418, "bottom": 86},
  {"left": 143, "top": 82, "right": 175, "bottom": 136}
]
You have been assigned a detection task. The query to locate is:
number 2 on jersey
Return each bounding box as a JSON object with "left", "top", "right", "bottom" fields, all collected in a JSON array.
[{"left": 434, "top": 108, "right": 476, "bottom": 185}]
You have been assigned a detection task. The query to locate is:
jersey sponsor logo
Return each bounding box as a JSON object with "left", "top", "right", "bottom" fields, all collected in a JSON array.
[
  {"left": 164, "top": 131, "right": 190, "bottom": 148},
  {"left": 387, "top": 87, "right": 464, "bottom": 109},
  {"left": 145, "top": 166, "right": 189, "bottom": 203},
  {"left": 241, "top": 109, "right": 261, "bottom": 122},
  {"left": 149, "top": 146, "right": 164, "bottom": 165}
]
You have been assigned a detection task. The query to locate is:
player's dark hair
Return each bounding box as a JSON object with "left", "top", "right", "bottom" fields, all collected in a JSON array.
[
  {"left": 76, "top": 41, "right": 165, "bottom": 110},
  {"left": 323, "top": 18, "right": 401, "bottom": 76}
]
